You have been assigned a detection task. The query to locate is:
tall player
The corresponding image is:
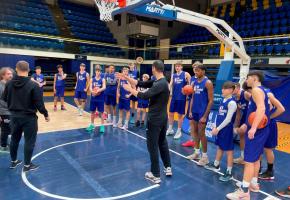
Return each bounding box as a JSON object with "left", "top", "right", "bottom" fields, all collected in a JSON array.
[
  {"left": 186, "top": 63, "right": 214, "bottom": 167},
  {"left": 227, "top": 71, "right": 270, "bottom": 200},
  {"left": 166, "top": 61, "right": 191, "bottom": 139},
  {"left": 31, "top": 66, "right": 46, "bottom": 97},
  {"left": 104, "top": 65, "right": 118, "bottom": 127},
  {"left": 74, "top": 63, "right": 90, "bottom": 116},
  {"left": 53, "top": 65, "right": 67, "bottom": 111},
  {"left": 128, "top": 62, "right": 139, "bottom": 124}
]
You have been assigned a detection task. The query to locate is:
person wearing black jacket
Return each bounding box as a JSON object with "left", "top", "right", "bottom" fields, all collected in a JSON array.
[
  {"left": 116, "top": 60, "right": 172, "bottom": 184},
  {"left": 2, "top": 61, "right": 50, "bottom": 172}
]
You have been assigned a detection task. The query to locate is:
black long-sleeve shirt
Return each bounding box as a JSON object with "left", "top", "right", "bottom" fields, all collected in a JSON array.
[
  {"left": 2, "top": 75, "right": 48, "bottom": 118},
  {"left": 137, "top": 78, "right": 169, "bottom": 123}
]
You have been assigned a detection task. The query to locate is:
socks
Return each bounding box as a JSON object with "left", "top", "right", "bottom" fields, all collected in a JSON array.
[
  {"left": 251, "top": 177, "right": 258, "bottom": 186},
  {"left": 108, "top": 114, "right": 112, "bottom": 121},
  {"left": 267, "top": 163, "right": 274, "bottom": 172},
  {"left": 113, "top": 116, "right": 117, "bottom": 124},
  {"left": 124, "top": 120, "right": 128, "bottom": 126},
  {"left": 241, "top": 180, "right": 250, "bottom": 192},
  {"left": 227, "top": 166, "right": 232, "bottom": 174},
  {"left": 168, "top": 125, "right": 173, "bottom": 131},
  {"left": 194, "top": 148, "right": 200, "bottom": 154},
  {"left": 202, "top": 152, "right": 208, "bottom": 158},
  {"left": 241, "top": 150, "right": 244, "bottom": 158},
  {"left": 214, "top": 160, "right": 220, "bottom": 167},
  {"left": 176, "top": 128, "right": 181, "bottom": 133}
]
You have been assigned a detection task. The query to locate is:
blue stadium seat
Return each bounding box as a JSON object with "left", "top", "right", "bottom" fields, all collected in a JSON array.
[{"left": 265, "top": 45, "right": 274, "bottom": 54}]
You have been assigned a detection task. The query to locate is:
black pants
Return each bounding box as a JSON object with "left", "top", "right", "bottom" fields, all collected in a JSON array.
[
  {"left": 10, "top": 116, "right": 38, "bottom": 165},
  {"left": 146, "top": 119, "right": 171, "bottom": 177},
  {"left": 0, "top": 115, "right": 11, "bottom": 147}
]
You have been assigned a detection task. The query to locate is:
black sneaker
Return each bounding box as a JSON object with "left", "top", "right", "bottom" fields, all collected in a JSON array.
[
  {"left": 23, "top": 163, "right": 39, "bottom": 172},
  {"left": 141, "top": 121, "right": 145, "bottom": 125},
  {"left": 10, "top": 160, "right": 22, "bottom": 169},
  {"left": 259, "top": 170, "right": 274, "bottom": 180},
  {"left": 204, "top": 162, "right": 220, "bottom": 172},
  {"left": 135, "top": 120, "right": 140, "bottom": 127},
  {"left": 219, "top": 171, "right": 233, "bottom": 182}
]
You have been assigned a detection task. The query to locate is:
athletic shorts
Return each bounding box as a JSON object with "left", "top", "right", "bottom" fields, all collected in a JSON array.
[
  {"left": 191, "top": 112, "right": 207, "bottom": 123},
  {"left": 244, "top": 125, "right": 270, "bottom": 163},
  {"left": 264, "top": 119, "right": 278, "bottom": 149},
  {"left": 90, "top": 101, "right": 104, "bottom": 112},
  {"left": 118, "top": 98, "right": 130, "bottom": 111},
  {"left": 55, "top": 86, "right": 65, "bottom": 98},
  {"left": 138, "top": 99, "right": 149, "bottom": 109},
  {"left": 169, "top": 99, "right": 186, "bottom": 115},
  {"left": 74, "top": 91, "right": 87, "bottom": 100},
  {"left": 130, "top": 95, "right": 138, "bottom": 102},
  {"left": 215, "top": 125, "right": 234, "bottom": 151},
  {"left": 105, "top": 95, "right": 116, "bottom": 106}
]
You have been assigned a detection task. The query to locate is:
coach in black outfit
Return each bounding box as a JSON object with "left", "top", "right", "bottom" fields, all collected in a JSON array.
[
  {"left": 117, "top": 60, "right": 172, "bottom": 184},
  {"left": 2, "top": 61, "right": 49, "bottom": 172}
]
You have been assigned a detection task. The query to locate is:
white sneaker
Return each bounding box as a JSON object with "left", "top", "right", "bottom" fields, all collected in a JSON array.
[
  {"left": 226, "top": 188, "right": 250, "bottom": 200},
  {"left": 173, "top": 131, "right": 182, "bottom": 139},
  {"left": 186, "top": 153, "right": 200, "bottom": 160},
  {"left": 113, "top": 122, "right": 117, "bottom": 128},
  {"left": 164, "top": 167, "right": 172, "bottom": 176},
  {"left": 121, "top": 124, "right": 128, "bottom": 130},
  {"left": 145, "top": 172, "right": 161, "bottom": 184},
  {"left": 197, "top": 156, "right": 209, "bottom": 166},
  {"left": 166, "top": 129, "right": 174, "bottom": 136},
  {"left": 117, "top": 122, "right": 123, "bottom": 128}
]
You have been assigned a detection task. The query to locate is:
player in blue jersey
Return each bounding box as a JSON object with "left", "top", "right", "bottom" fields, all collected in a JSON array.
[
  {"left": 233, "top": 82, "right": 251, "bottom": 164},
  {"left": 53, "top": 65, "right": 67, "bottom": 111},
  {"left": 258, "top": 89, "right": 285, "bottom": 180},
  {"left": 74, "top": 63, "right": 90, "bottom": 116},
  {"left": 135, "top": 74, "right": 150, "bottom": 127},
  {"left": 186, "top": 63, "right": 214, "bottom": 167},
  {"left": 128, "top": 62, "right": 139, "bottom": 124},
  {"left": 31, "top": 66, "right": 46, "bottom": 97},
  {"left": 166, "top": 61, "right": 191, "bottom": 139},
  {"left": 104, "top": 65, "right": 118, "bottom": 127},
  {"left": 117, "top": 66, "right": 132, "bottom": 130},
  {"left": 227, "top": 71, "right": 271, "bottom": 200},
  {"left": 205, "top": 81, "right": 237, "bottom": 182},
  {"left": 86, "top": 66, "right": 106, "bottom": 133}
]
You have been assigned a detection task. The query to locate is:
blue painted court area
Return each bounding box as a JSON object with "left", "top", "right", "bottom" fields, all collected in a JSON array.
[{"left": 0, "top": 106, "right": 289, "bottom": 199}]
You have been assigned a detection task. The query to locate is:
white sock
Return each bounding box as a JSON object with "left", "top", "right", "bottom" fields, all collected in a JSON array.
[
  {"left": 251, "top": 177, "right": 258, "bottom": 186},
  {"left": 214, "top": 160, "right": 220, "bottom": 167},
  {"left": 241, "top": 150, "right": 244, "bottom": 158},
  {"left": 202, "top": 152, "right": 208, "bottom": 158},
  {"left": 227, "top": 166, "right": 232, "bottom": 174},
  {"left": 242, "top": 180, "right": 250, "bottom": 188},
  {"left": 124, "top": 120, "right": 128, "bottom": 126},
  {"left": 194, "top": 148, "right": 200, "bottom": 154},
  {"left": 108, "top": 114, "right": 112, "bottom": 121},
  {"left": 113, "top": 115, "right": 117, "bottom": 122},
  {"left": 177, "top": 128, "right": 181, "bottom": 133},
  {"left": 118, "top": 119, "right": 122, "bottom": 124},
  {"left": 168, "top": 125, "right": 173, "bottom": 131}
]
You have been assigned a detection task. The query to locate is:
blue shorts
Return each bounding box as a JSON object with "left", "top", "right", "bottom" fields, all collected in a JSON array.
[
  {"left": 105, "top": 95, "right": 116, "bottom": 106},
  {"left": 74, "top": 91, "right": 87, "bottom": 100},
  {"left": 90, "top": 101, "right": 104, "bottom": 112},
  {"left": 244, "top": 125, "right": 270, "bottom": 163},
  {"left": 264, "top": 119, "right": 278, "bottom": 149},
  {"left": 169, "top": 99, "right": 186, "bottom": 115},
  {"left": 130, "top": 95, "right": 138, "bottom": 102},
  {"left": 215, "top": 125, "right": 234, "bottom": 151},
  {"left": 138, "top": 99, "right": 149, "bottom": 109},
  {"left": 119, "top": 98, "right": 130, "bottom": 111},
  {"left": 191, "top": 112, "right": 206, "bottom": 122},
  {"left": 55, "top": 86, "right": 65, "bottom": 98}
]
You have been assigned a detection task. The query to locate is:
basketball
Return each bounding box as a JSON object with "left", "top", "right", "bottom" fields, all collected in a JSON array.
[
  {"left": 248, "top": 112, "right": 268, "bottom": 129},
  {"left": 182, "top": 85, "right": 194, "bottom": 95},
  {"left": 92, "top": 87, "right": 99, "bottom": 96}
]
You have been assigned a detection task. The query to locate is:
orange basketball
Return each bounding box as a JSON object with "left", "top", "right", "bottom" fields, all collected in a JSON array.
[
  {"left": 118, "top": 0, "right": 126, "bottom": 8},
  {"left": 182, "top": 85, "right": 194, "bottom": 95},
  {"left": 248, "top": 112, "right": 268, "bottom": 129}
]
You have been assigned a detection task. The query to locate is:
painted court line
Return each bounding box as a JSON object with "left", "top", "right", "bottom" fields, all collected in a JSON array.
[
  {"left": 123, "top": 129, "right": 281, "bottom": 200},
  {"left": 22, "top": 139, "right": 159, "bottom": 200}
]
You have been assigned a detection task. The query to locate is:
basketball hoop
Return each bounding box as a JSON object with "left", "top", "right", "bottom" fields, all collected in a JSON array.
[{"left": 95, "top": 0, "right": 126, "bottom": 22}]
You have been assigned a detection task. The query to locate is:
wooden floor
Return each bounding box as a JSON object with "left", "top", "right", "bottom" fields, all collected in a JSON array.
[
  {"left": 37, "top": 102, "right": 101, "bottom": 133},
  {"left": 277, "top": 122, "right": 290, "bottom": 153}
]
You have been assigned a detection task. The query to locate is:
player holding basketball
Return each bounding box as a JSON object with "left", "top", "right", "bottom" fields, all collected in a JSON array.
[
  {"left": 186, "top": 64, "right": 214, "bottom": 167},
  {"left": 117, "top": 66, "right": 132, "bottom": 130},
  {"left": 233, "top": 82, "right": 251, "bottom": 164},
  {"left": 87, "top": 66, "right": 106, "bottom": 133},
  {"left": 227, "top": 71, "right": 270, "bottom": 200},
  {"left": 128, "top": 62, "right": 139, "bottom": 124},
  {"left": 104, "top": 65, "right": 118, "bottom": 127},
  {"left": 31, "top": 66, "right": 46, "bottom": 97},
  {"left": 166, "top": 61, "right": 191, "bottom": 139},
  {"left": 74, "top": 63, "right": 90, "bottom": 116},
  {"left": 205, "top": 81, "right": 237, "bottom": 182},
  {"left": 53, "top": 65, "right": 67, "bottom": 111}
]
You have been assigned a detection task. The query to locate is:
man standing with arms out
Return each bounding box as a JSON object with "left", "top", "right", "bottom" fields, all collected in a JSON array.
[
  {"left": 74, "top": 63, "right": 90, "bottom": 116},
  {"left": 166, "top": 61, "right": 191, "bottom": 139},
  {"left": 128, "top": 62, "right": 139, "bottom": 124},
  {"left": 186, "top": 64, "right": 214, "bottom": 167},
  {"left": 53, "top": 65, "right": 67, "bottom": 111},
  {"left": 117, "top": 60, "right": 172, "bottom": 184},
  {"left": 0, "top": 67, "right": 13, "bottom": 152},
  {"left": 227, "top": 71, "right": 270, "bottom": 200},
  {"left": 2, "top": 61, "right": 49, "bottom": 172}
]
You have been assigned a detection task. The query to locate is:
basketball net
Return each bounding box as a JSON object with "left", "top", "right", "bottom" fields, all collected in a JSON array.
[{"left": 95, "top": 0, "right": 126, "bottom": 22}]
